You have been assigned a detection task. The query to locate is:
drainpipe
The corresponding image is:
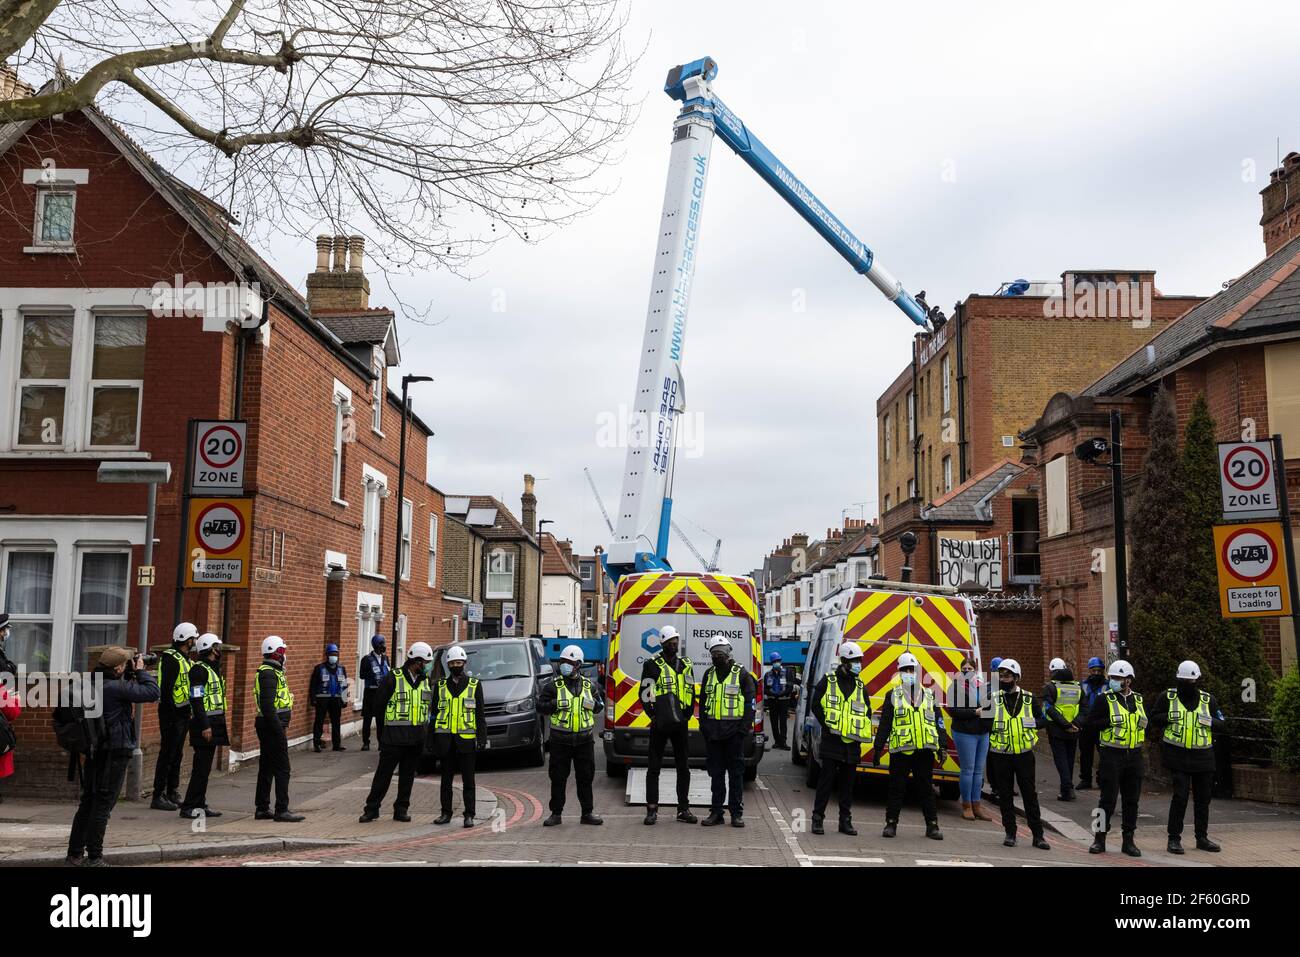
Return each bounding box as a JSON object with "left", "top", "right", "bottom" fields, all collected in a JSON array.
[{"left": 954, "top": 300, "right": 968, "bottom": 482}]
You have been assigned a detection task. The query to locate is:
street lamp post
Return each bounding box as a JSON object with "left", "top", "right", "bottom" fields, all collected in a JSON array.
[
  {"left": 97, "top": 460, "right": 172, "bottom": 800},
  {"left": 392, "top": 375, "right": 433, "bottom": 659},
  {"left": 1074, "top": 410, "right": 1129, "bottom": 660}
]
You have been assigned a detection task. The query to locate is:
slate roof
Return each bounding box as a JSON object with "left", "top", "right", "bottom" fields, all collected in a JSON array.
[
  {"left": 445, "top": 495, "right": 536, "bottom": 544},
  {"left": 1085, "top": 233, "right": 1300, "bottom": 396},
  {"left": 920, "top": 458, "right": 1025, "bottom": 524}
]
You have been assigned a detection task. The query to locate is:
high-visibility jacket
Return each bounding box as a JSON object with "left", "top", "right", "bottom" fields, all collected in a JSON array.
[
  {"left": 255, "top": 662, "right": 293, "bottom": 714},
  {"left": 821, "top": 674, "right": 870, "bottom": 743},
  {"left": 1051, "top": 680, "right": 1082, "bottom": 724},
  {"left": 652, "top": 654, "right": 695, "bottom": 709},
  {"left": 385, "top": 669, "right": 432, "bottom": 728},
  {"left": 701, "top": 663, "right": 745, "bottom": 720},
  {"left": 161, "top": 647, "right": 191, "bottom": 707},
  {"left": 551, "top": 677, "right": 596, "bottom": 733},
  {"left": 194, "top": 660, "right": 225, "bottom": 716},
  {"left": 887, "top": 686, "right": 939, "bottom": 753},
  {"left": 1100, "top": 690, "right": 1147, "bottom": 749},
  {"left": 434, "top": 677, "right": 480, "bottom": 738},
  {"left": 990, "top": 690, "right": 1039, "bottom": 754},
  {"left": 1163, "top": 689, "right": 1213, "bottom": 750}
]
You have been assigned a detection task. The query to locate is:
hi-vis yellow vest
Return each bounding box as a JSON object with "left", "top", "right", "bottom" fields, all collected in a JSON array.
[
  {"left": 652, "top": 654, "right": 695, "bottom": 708},
  {"left": 887, "top": 686, "right": 939, "bottom": 753},
  {"left": 385, "top": 668, "right": 432, "bottom": 727},
  {"left": 255, "top": 662, "right": 293, "bottom": 714},
  {"left": 1163, "top": 690, "right": 1213, "bottom": 750},
  {"left": 702, "top": 664, "right": 745, "bottom": 719},
  {"left": 434, "top": 677, "right": 480, "bottom": 738},
  {"left": 194, "top": 660, "right": 225, "bottom": 716},
  {"left": 551, "top": 677, "right": 596, "bottom": 733},
  {"left": 1051, "top": 680, "right": 1082, "bottom": 723},
  {"left": 161, "top": 647, "right": 191, "bottom": 707},
  {"left": 1100, "top": 690, "right": 1147, "bottom": 749},
  {"left": 821, "top": 675, "right": 871, "bottom": 743},
  {"left": 990, "top": 690, "right": 1039, "bottom": 754}
]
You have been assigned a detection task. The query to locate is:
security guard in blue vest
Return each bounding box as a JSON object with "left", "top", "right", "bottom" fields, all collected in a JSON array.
[
  {"left": 699, "top": 635, "right": 756, "bottom": 827},
  {"left": 1086, "top": 659, "right": 1145, "bottom": 856},
  {"left": 874, "top": 652, "right": 947, "bottom": 840},
  {"left": 151, "top": 622, "right": 197, "bottom": 810},
  {"left": 538, "top": 645, "right": 604, "bottom": 826},
  {"left": 254, "top": 636, "right": 304, "bottom": 822},
  {"left": 358, "top": 634, "right": 391, "bottom": 751},
  {"left": 179, "top": 634, "right": 227, "bottom": 819},
  {"left": 1077, "top": 656, "right": 1108, "bottom": 790},
  {"left": 1149, "top": 660, "right": 1225, "bottom": 855},
  {"left": 310, "top": 643, "right": 350, "bottom": 752},
  {"left": 360, "top": 642, "right": 433, "bottom": 822}
]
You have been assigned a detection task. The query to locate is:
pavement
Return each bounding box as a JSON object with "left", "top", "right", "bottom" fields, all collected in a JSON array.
[{"left": 2, "top": 729, "right": 1297, "bottom": 867}]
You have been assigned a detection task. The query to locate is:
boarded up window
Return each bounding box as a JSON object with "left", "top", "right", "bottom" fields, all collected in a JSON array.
[
  {"left": 1046, "top": 455, "right": 1070, "bottom": 537},
  {"left": 1265, "top": 342, "right": 1300, "bottom": 453}
]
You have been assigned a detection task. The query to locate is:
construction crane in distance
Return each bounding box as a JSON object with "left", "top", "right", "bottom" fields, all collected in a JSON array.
[{"left": 584, "top": 468, "right": 721, "bottom": 572}]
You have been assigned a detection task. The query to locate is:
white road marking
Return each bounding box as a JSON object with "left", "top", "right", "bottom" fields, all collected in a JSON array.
[
  {"left": 805, "top": 855, "right": 886, "bottom": 864},
  {"left": 343, "top": 860, "right": 427, "bottom": 866},
  {"left": 242, "top": 860, "right": 320, "bottom": 866},
  {"left": 761, "top": 776, "right": 814, "bottom": 868},
  {"left": 578, "top": 861, "right": 670, "bottom": 866},
  {"left": 916, "top": 859, "right": 993, "bottom": 867},
  {"left": 458, "top": 859, "right": 541, "bottom": 865}
]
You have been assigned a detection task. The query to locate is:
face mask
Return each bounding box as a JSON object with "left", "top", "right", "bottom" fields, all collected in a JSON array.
[
  {"left": 422, "top": 661, "right": 433, "bottom": 677},
  {"left": 327, "top": 656, "right": 338, "bottom": 666},
  {"left": 449, "top": 664, "right": 464, "bottom": 676},
  {"left": 560, "top": 662, "right": 575, "bottom": 677},
  {"left": 661, "top": 642, "right": 677, "bottom": 657},
  {"left": 847, "top": 662, "right": 862, "bottom": 675},
  {"left": 711, "top": 652, "right": 729, "bottom": 667},
  {"left": 899, "top": 672, "right": 916, "bottom": 687},
  {"left": 999, "top": 680, "right": 1015, "bottom": 692},
  {"left": 1108, "top": 679, "right": 1123, "bottom": 692}
]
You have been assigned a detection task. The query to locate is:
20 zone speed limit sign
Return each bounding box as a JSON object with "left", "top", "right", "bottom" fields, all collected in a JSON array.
[
  {"left": 191, "top": 421, "right": 247, "bottom": 495},
  {"left": 1218, "top": 441, "right": 1279, "bottom": 518}
]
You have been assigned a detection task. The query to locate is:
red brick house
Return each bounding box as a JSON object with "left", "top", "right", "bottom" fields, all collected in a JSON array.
[{"left": 0, "top": 88, "right": 461, "bottom": 792}]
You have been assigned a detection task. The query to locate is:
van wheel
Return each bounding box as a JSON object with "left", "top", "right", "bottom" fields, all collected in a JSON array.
[
  {"left": 526, "top": 722, "right": 545, "bottom": 767},
  {"left": 805, "top": 753, "right": 820, "bottom": 788}
]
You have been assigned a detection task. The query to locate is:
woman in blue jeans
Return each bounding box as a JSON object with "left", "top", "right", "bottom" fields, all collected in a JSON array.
[{"left": 947, "top": 657, "right": 993, "bottom": 821}]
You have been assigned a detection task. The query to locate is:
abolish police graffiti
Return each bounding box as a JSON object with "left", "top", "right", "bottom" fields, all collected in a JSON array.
[{"left": 938, "top": 536, "right": 1003, "bottom": 589}]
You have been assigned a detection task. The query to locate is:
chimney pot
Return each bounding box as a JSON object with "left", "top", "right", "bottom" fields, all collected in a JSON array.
[
  {"left": 348, "top": 235, "right": 365, "bottom": 274},
  {"left": 331, "top": 235, "right": 347, "bottom": 273},
  {"left": 315, "top": 235, "right": 331, "bottom": 272}
]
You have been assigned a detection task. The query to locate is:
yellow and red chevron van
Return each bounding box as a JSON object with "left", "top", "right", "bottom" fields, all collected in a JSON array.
[
  {"left": 792, "top": 580, "right": 981, "bottom": 797},
  {"left": 603, "top": 571, "right": 765, "bottom": 779}
]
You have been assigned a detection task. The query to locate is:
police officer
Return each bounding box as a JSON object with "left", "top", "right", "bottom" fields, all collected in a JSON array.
[
  {"left": 763, "top": 651, "right": 794, "bottom": 750},
  {"left": 1042, "top": 656, "right": 1083, "bottom": 801},
  {"left": 989, "top": 658, "right": 1050, "bottom": 850},
  {"left": 640, "top": 624, "right": 697, "bottom": 825},
  {"left": 539, "top": 645, "right": 604, "bottom": 826},
  {"left": 874, "top": 652, "right": 946, "bottom": 840},
  {"left": 432, "top": 645, "right": 486, "bottom": 828},
  {"left": 310, "top": 643, "right": 349, "bottom": 752},
  {"left": 1087, "top": 659, "right": 1144, "bottom": 856},
  {"left": 179, "top": 634, "right": 227, "bottom": 819},
  {"left": 1077, "top": 656, "right": 1107, "bottom": 790},
  {"left": 809, "top": 641, "right": 871, "bottom": 835},
  {"left": 699, "top": 635, "right": 756, "bottom": 827},
  {"left": 1150, "top": 660, "right": 1225, "bottom": 855},
  {"left": 253, "top": 636, "right": 304, "bottom": 822},
  {"left": 360, "top": 642, "right": 433, "bottom": 823},
  {"left": 358, "top": 634, "right": 391, "bottom": 751},
  {"left": 151, "top": 622, "right": 197, "bottom": 811}
]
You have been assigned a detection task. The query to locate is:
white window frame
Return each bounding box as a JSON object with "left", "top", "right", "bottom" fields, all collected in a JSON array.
[
  {"left": 13, "top": 312, "right": 75, "bottom": 450},
  {"left": 71, "top": 547, "right": 131, "bottom": 668},
  {"left": 486, "top": 548, "right": 515, "bottom": 599},
  {"left": 884, "top": 494, "right": 892, "bottom": 512},
  {"left": 427, "top": 513, "right": 438, "bottom": 588},
  {"left": 400, "top": 497, "right": 413, "bottom": 581},
  {"left": 907, "top": 478, "right": 916, "bottom": 499},
  {"left": 354, "top": 592, "right": 384, "bottom": 711},
  {"left": 361, "top": 465, "right": 389, "bottom": 576},
  {"left": 371, "top": 349, "right": 384, "bottom": 436},
  {"left": 941, "top": 354, "right": 952, "bottom": 413},
  {"left": 883, "top": 412, "right": 891, "bottom": 461},
  {"left": 331, "top": 380, "right": 352, "bottom": 505},
  {"left": 33, "top": 188, "right": 77, "bottom": 249},
  {"left": 85, "top": 314, "right": 145, "bottom": 451},
  {"left": 0, "top": 545, "right": 57, "bottom": 670},
  {"left": 907, "top": 390, "right": 915, "bottom": 441},
  {"left": 943, "top": 455, "right": 953, "bottom": 493}
]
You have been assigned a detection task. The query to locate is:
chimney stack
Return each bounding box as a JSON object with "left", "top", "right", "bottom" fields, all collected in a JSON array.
[
  {"left": 306, "top": 233, "right": 371, "bottom": 313},
  {"left": 0, "top": 64, "right": 34, "bottom": 101},
  {"left": 521, "top": 474, "right": 537, "bottom": 536},
  {"left": 1261, "top": 152, "right": 1300, "bottom": 255}
]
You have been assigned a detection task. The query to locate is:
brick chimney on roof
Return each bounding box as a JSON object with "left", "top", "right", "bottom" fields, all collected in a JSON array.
[
  {"left": 521, "top": 474, "right": 537, "bottom": 536},
  {"left": 1261, "top": 152, "right": 1300, "bottom": 255},
  {"left": 0, "top": 64, "right": 34, "bottom": 101},
  {"left": 307, "top": 233, "right": 370, "bottom": 313}
]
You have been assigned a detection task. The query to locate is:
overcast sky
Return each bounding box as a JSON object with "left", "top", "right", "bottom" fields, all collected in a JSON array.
[{"left": 258, "top": 1, "right": 1300, "bottom": 574}]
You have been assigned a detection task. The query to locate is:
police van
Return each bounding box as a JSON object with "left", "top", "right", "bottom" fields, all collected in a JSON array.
[{"left": 792, "top": 579, "right": 981, "bottom": 798}]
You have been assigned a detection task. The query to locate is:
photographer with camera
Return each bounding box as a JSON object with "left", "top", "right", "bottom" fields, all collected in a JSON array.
[{"left": 67, "top": 647, "right": 160, "bottom": 866}]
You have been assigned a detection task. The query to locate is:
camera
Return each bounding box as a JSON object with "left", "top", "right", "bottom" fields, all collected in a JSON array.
[{"left": 140, "top": 653, "right": 159, "bottom": 667}]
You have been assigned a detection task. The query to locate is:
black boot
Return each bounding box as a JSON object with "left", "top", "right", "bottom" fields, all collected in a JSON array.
[
  {"left": 1167, "top": 835, "right": 1184, "bottom": 855},
  {"left": 581, "top": 813, "right": 604, "bottom": 825},
  {"left": 1032, "top": 833, "right": 1051, "bottom": 850},
  {"left": 434, "top": 812, "right": 452, "bottom": 825},
  {"left": 393, "top": 810, "right": 412, "bottom": 823},
  {"left": 1003, "top": 832, "right": 1017, "bottom": 847},
  {"left": 700, "top": 811, "right": 725, "bottom": 827},
  {"left": 881, "top": 820, "right": 897, "bottom": 838},
  {"left": 643, "top": 805, "right": 658, "bottom": 825},
  {"left": 1089, "top": 832, "right": 1106, "bottom": 854},
  {"left": 274, "top": 811, "right": 305, "bottom": 822},
  {"left": 358, "top": 808, "right": 379, "bottom": 823},
  {"left": 313, "top": 741, "right": 322, "bottom": 753},
  {"left": 925, "top": 821, "right": 944, "bottom": 841},
  {"left": 838, "top": 819, "right": 857, "bottom": 836},
  {"left": 543, "top": 813, "right": 562, "bottom": 827},
  {"left": 811, "top": 817, "right": 825, "bottom": 835},
  {"left": 150, "top": 795, "right": 178, "bottom": 811},
  {"left": 676, "top": 808, "right": 698, "bottom": 824},
  {"left": 1195, "top": 836, "right": 1221, "bottom": 852},
  {"left": 730, "top": 813, "right": 745, "bottom": 828},
  {"left": 1121, "top": 831, "right": 1141, "bottom": 857},
  {"left": 463, "top": 814, "right": 475, "bottom": 828}
]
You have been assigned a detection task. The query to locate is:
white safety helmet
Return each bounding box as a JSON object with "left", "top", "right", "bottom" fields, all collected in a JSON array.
[
  {"left": 839, "top": 641, "right": 864, "bottom": 662},
  {"left": 705, "top": 635, "right": 732, "bottom": 653},
  {"left": 407, "top": 641, "right": 433, "bottom": 662},
  {"left": 173, "top": 622, "right": 200, "bottom": 643},
  {"left": 196, "top": 633, "right": 222, "bottom": 655},
  {"left": 1176, "top": 660, "right": 1202, "bottom": 681},
  {"left": 998, "top": 658, "right": 1022, "bottom": 677},
  {"left": 446, "top": 645, "right": 468, "bottom": 664},
  {"left": 659, "top": 625, "right": 680, "bottom": 643},
  {"left": 1049, "top": 657, "right": 1068, "bottom": 672},
  {"left": 261, "top": 635, "right": 286, "bottom": 656},
  {"left": 1108, "top": 659, "right": 1135, "bottom": 679},
  {"left": 560, "top": 644, "right": 585, "bottom": 664},
  {"left": 896, "top": 652, "right": 919, "bottom": 670}
]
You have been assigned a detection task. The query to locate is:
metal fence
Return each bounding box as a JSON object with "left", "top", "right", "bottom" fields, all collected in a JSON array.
[{"left": 1224, "top": 716, "right": 1276, "bottom": 767}]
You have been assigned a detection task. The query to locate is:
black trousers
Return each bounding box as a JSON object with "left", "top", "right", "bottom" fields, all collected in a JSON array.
[
  {"left": 1078, "top": 726, "right": 1101, "bottom": 784},
  {"left": 990, "top": 750, "right": 1043, "bottom": 838},
  {"left": 1097, "top": 747, "right": 1144, "bottom": 834},
  {"left": 254, "top": 719, "right": 292, "bottom": 813},
  {"left": 440, "top": 746, "right": 478, "bottom": 817},
  {"left": 364, "top": 744, "right": 422, "bottom": 815},
  {"left": 813, "top": 756, "right": 856, "bottom": 822},
  {"left": 1049, "top": 735, "right": 1078, "bottom": 793},
  {"left": 885, "top": 750, "right": 938, "bottom": 824},
  {"left": 313, "top": 698, "right": 343, "bottom": 747},
  {"left": 769, "top": 699, "right": 789, "bottom": 745},
  {"left": 548, "top": 735, "right": 596, "bottom": 815},
  {"left": 152, "top": 707, "right": 189, "bottom": 795},
  {"left": 646, "top": 723, "right": 691, "bottom": 809},
  {"left": 361, "top": 688, "right": 385, "bottom": 746},
  {"left": 181, "top": 744, "right": 216, "bottom": 812},
  {"left": 704, "top": 733, "right": 744, "bottom": 815},
  {"left": 1169, "top": 767, "right": 1214, "bottom": 839},
  {"left": 67, "top": 749, "right": 131, "bottom": 859}
]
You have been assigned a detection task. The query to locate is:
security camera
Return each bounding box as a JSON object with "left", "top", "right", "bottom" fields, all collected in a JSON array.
[
  {"left": 899, "top": 531, "right": 918, "bottom": 555},
  {"left": 1074, "top": 437, "right": 1111, "bottom": 464}
]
